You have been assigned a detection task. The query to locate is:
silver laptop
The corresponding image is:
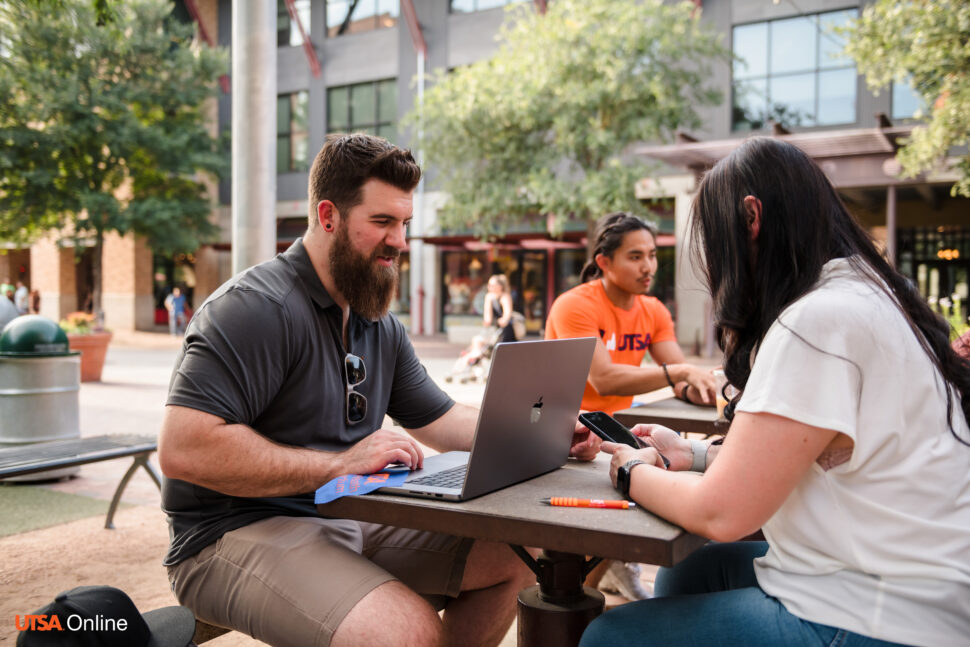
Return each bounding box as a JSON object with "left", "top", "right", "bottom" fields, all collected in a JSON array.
[{"left": 378, "top": 337, "right": 596, "bottom": 501}]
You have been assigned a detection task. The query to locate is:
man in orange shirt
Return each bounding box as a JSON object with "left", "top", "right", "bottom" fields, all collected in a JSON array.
[
  {"left": 546, "top": 212, "right": 716, "bottom": 414},
  {"left": 546, "top": 212, "right": 717, "bottom": 601}
]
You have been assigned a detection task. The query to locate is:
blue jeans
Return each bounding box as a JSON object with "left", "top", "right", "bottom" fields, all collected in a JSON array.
[
  {"left": 168, "top": 310, "right": 185, "bottom": 335},
  {"left": 579, "top": 542, "right": 912, "bottom": 647}
]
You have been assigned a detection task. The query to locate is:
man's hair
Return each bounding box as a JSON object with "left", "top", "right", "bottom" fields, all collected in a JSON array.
[
  {"left": 307, "top": 133, "right": 422, "bottom": 227},
  {"left": 580, "top": 212, "right": 657, "bottom": 283}
]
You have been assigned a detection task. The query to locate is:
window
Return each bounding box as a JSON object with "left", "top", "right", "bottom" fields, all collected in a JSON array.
[
  {"left": 554, "top": 249, "right": 585, "bottom": 297},
  {"left": 892, "top": 78, "right": 923, "bottom": 121},
  {"left": 278, "top": 0, "right": 311, "bottom": 47},
  {"left": 442, "top": 251, "right": 489, "bottom": 317},
  {"left": 898, "top": 227, "right": 970, "bottom": 320},
  {"left": 327, "top": 79, "right": 397, "bottom": 142},
  {"left": 277, "top": 92, "right": 309, "bottom": 173},
  {"left": 732, "top": 9, "right": 858, "bottom": 131},
  {"left": 450, "top": 0, "right": 517, "bottom": 12},
  {"left": 326, "top": 0, "right": 398, "bottom": 38}
]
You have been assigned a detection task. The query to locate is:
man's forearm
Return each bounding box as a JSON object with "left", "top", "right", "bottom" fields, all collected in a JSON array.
[
  {"left": 407, "top": 403, "right": 479, "bottom": 453},
  {"left": 159, "top": 422, "right": 339, "bottom": 497},
  {"left": 589, "top": 364, "right": 670, "bottom": 397}
]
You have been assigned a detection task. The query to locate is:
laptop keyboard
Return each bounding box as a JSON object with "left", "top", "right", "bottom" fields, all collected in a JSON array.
[{"left": 408, "top": 464, "right": 467, "bottom": 488}]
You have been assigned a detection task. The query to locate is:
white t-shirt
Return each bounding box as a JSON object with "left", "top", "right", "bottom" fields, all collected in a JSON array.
[
  {"left": 737, "top": 257, "right": 970, "bottom": 647},
  {"left": 13, "top": 285, "right": 28, "bottom": 314}
]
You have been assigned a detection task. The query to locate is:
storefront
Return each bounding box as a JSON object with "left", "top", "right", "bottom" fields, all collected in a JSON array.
[
  {"left": 439, "top": 243, "right": 583, "bottom": 336},
  {"left": 898, "top": 226, "right": 970, "bottom": 323},
  {"left": 435, "top": 234, "right": 677, "bottom": 338}
]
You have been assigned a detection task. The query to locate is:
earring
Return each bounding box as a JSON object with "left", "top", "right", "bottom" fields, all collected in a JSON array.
[{"left": 324, "top": 222, "right": 333, "bottom": 232}]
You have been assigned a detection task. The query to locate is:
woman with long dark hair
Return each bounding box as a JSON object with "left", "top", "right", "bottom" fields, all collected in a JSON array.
[{"left": 581, "top": 138, "right": 970, "bottom": 647}]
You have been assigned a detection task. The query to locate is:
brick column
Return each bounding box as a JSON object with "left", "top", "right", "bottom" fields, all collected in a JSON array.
[
  {"left": 0, "top": 254, "right": 11, "bottom": 285},
  {"left": 30, "top": 238, "right": 77, "bottom": 321},
  {"left": 102, "top": 232, "right": 154, "bottom": 331}
]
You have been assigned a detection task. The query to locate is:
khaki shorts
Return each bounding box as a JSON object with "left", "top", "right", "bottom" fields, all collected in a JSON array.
[{"left": 168, "top": 516, "right": 473, "bottom": 647}]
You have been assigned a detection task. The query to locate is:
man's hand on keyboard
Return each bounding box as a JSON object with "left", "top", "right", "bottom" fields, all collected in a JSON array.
[{"left": 340, "top": 429, "right": 424, "bottom": 476}]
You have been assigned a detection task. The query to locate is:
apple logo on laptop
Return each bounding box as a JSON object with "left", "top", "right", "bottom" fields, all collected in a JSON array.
[{"left": 530, "top": 396, "right": 543, "bottom": 423}]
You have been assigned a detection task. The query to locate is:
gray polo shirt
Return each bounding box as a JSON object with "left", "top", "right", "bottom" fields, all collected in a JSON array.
[{"left": 161, "top": 238, "right": 454, "bottom": 566}]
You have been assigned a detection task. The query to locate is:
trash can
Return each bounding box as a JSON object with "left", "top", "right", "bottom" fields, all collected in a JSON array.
[{"left": 0, "top": 315, "right": 81, "bottom": 481}]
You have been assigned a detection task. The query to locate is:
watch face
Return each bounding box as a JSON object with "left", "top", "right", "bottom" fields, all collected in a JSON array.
[{"left": 617, "top": 463, "right": 632, "bottom": 498}]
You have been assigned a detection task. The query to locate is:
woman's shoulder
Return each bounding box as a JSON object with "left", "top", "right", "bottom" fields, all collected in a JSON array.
[
  {"left": 787, "top": 262, "right": 884, "bottom": 322},
  {"left": 773, "top": 268, "right": 897, "bottom": 356}
]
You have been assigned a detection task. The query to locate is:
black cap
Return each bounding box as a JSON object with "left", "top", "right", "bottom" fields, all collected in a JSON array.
[{"left": 17, "top": 586, "right": 195, "bottom": 647}]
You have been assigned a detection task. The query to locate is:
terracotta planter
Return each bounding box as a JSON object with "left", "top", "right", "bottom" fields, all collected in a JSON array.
[{"left": 67, "top": 331, "right": 113, "bottom": 382}]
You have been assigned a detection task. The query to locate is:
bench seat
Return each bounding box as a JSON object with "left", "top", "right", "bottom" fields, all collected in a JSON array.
[{"left": 0, "top": 434, "right": 161, "bottom": 528}]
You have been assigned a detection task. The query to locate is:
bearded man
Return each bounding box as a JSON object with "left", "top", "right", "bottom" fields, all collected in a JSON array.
[{"left": 158, "top": 134, "right": 596, "bottom": 647}]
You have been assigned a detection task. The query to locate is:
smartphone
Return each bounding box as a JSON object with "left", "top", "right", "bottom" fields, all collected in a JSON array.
[
  {"left": 578, "top": 411, "right": 642, "bottom": 448},
  {"left": 578, "top": 411, "right": 670, "bottom": 468}
]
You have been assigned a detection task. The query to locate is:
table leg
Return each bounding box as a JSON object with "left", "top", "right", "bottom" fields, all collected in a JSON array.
[{"left": 510, "top": 548, "right": 604, "bottom": 647}]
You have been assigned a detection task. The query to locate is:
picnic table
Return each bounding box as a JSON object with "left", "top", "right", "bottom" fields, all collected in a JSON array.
[{"left": 318, "top": 453, "right": 707, "bottom": 647}]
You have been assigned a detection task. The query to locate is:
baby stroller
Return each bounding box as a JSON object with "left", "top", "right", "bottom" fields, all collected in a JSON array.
[{"left": 445, "top": 326, "right": 504, "bottom": 384}]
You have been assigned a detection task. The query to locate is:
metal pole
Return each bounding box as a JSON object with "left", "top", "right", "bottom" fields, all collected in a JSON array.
[
  {"left": 232, "top": 1, "right": 277, "bottom": 275},
  {"left": 410, "top": 47, "right": 426, "bottom": 335}
]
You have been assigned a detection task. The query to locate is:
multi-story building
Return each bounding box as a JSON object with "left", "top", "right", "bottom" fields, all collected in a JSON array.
[
  {"left": 8, "top": 0, "right": 967, "bottom": 356},
  {"left": 637, "top": 0, "right": 969, "bottom": 353}
]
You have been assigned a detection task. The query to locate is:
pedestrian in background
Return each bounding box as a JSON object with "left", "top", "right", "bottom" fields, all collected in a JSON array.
[
  {"left": 14, "top": 280, "right": 28, "bottom": 315},
  {"left": 164, "top": 286, "right": 187, "bottom": 336}
]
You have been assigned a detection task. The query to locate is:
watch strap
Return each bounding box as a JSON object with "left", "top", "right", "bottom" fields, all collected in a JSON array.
[
  {"left": 618, "top": 459, "right": 647, "bottom": 497},
  {"left": 689, "top": 439, "right": 707, "bottom": 472}
]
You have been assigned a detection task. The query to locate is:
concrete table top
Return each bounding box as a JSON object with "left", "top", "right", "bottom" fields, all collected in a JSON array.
[
  {"left": 614, "top": 397, "right": 726, "bottom": 438},
  {"left": 318, "top": 453, "right": 707, "bottom": 567}
]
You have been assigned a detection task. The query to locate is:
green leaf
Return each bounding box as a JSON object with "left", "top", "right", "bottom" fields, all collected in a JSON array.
[
  {"left": 0, "top": 0, "right": 228, "bottom": 311},
  {"left": 842, "top": 0, "right": 970, "bottom": 197}
]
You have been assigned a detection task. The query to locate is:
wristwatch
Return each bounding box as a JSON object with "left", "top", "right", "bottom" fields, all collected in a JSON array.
[{"left": 616, "top": 459, "right": 647, "bottom": 498}]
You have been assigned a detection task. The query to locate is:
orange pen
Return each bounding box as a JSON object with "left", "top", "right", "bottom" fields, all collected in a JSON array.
[{"left": 540, "top": 497, "right": 636, "bottom": 509}]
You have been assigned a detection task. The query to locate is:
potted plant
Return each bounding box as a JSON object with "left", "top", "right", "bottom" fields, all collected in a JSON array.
[{"left": 59, "top": 312, "right": 112, "bottom": 382}]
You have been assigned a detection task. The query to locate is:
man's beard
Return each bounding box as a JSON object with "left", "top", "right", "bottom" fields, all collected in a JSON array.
[{"left": 329, "top": 222, "right": 400, "bottom": 320}]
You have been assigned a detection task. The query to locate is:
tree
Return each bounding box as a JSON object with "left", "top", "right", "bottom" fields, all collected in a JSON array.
[
  {"left": 0, "top": 0, "right": 227, "bottom": 317},
  {"left": 407, "top": 0, "right": 731, "bottom": 238},
  {"left": 843, "top": 0, "right": 970, "bottom": 197}
]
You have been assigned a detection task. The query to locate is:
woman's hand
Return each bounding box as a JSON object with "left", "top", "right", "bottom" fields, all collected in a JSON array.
[
  {"left": 631, "top": 424, "right": 693, "bottom": 471},
  {"left": 601, "top": 441, "right": 666, "bottom": 488}
]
